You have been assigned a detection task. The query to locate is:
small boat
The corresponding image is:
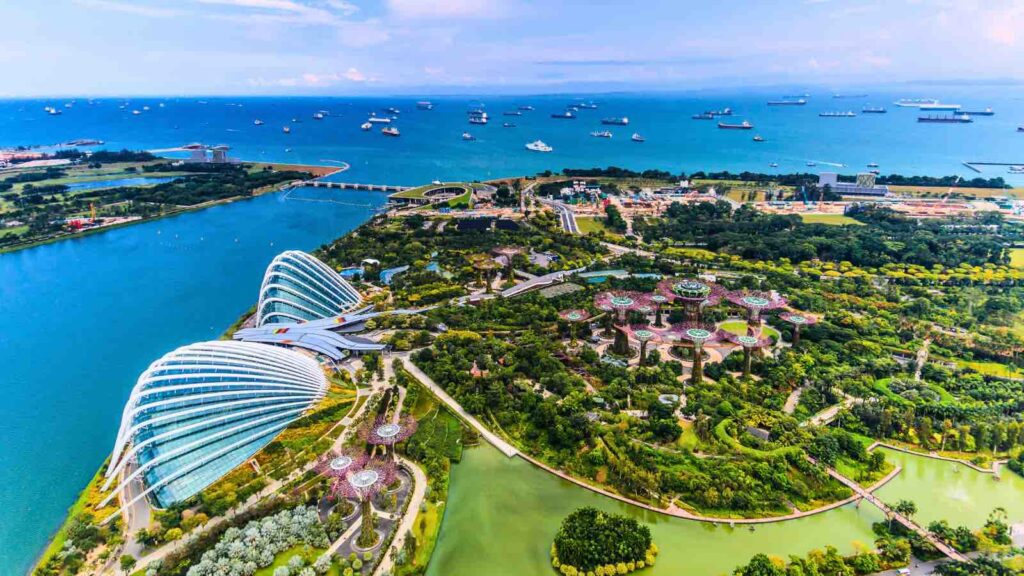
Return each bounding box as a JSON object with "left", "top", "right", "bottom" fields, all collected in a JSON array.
[
  {"left": 291, "top": 117, "right": 301, "bottom": 123},
  {"left": 578, "top": 101, "right": 598, "bottom": 109},
  {"left": 551, "top": 111, "right": 576, "bottom": 119},
  {"left": 867, "top": 162, "right": 879, "bottom": 168},
  {"left": 417, "top": 101, "right": 434, "bottom": 110},
  {"left": 769, "top": 162, "right": 779, "bottom": 168},
  {"left": 862, "top": 107, "right": 887, "bottom": 114},
  {"left": 143, "top": 105, "right": 150, "bottom": 111},
  {"left": 1009, "top": 166, "right": 1024, "bottom": 174},
  {"left": 518, "top": 105, "right": 535, "bottom": 111},
  {"left": 753, "top": 135, "right": 764, "bottom": 142},
  {"left": 962, "top": 108, "right": 994, "bottom": 116},
  {"left": 462, "top": 132, "right": 476, "bottom": 141},
  {"left": 631, "top": 133, "right": 645, "bottom": 142},
  {"left": 254, "top": 119, "right": 264, "bottom": 125},
  {"left": 918, "top": 113, "right": 973, "bottom": 123},
  {"left": 503, "top": 110, "right": 523, "bottom": 116},
  {"left": 502, "top": 122, "right": 516, "bottom": 128},
  {"left": 312, "top": 112, "right": 325, "bottom": 120},
  {"left": 282, "top": 126, "right": 291, "bottom": 134},
  {"left": 806, "top": 161, "right": 817, "bottom": 167},
  {"left": 601, "top": 116, "right": 628, "bottom": 125},
  {"left": 525, "top": 140, "right": 552, "bottom": 152},
  {"left": 468, "top": 112, "right": 488, "bottom": 125},
  {"left": 1018, "top": 126, "right": 1024, "bottom": 132},
  {"left": 590, "top": 130, "right": 612, "bottom": 138},
  {"left": 718, "top": 120, "right": 753, "bottom": 129},
  {"left": 384, "top": 107, "right": 401, "bottom": 115},
  {"left": 360, "top": 122, "right": 372, "bottom": 130},
  {"left": 132, "top": 109, "right": 142, "bottom": 115},
  {"left": 819, "top": 111, "right": 857, "bottom": 117},
  {"left": 285, "top": 148, "right": 292, "bottom": 152},
  {"left": 692, "top": 112, "right": 715, "bottom": 120},
  {"left": 381, "top": 126, "right": 400, "bottom": 136}
]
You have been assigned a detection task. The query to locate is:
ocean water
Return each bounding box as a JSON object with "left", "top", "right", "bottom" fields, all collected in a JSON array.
[
  {"left": 1, "top": 87, "right": 1023, "bottom": 572},
  {"left": 2, "top": 87, "right": 1023, "bottom": 185},
  {"left": 0, "top": 189, "right": 385, "bottom": 572}
]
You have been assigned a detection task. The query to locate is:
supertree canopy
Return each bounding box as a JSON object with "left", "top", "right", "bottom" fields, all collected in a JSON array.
[
  {"left": 779, "top": 311, "right": 818, "bottom": 346},
  {"left": 726, "top": 332, "right": 772, "bottom": 376},
  {"left": 594, "top": 291, "right": 652, "bottom": 355},
  {"left": 726, "top": 290, "right": 788, "bottom": 328},
  {"left": 363, "top": 415, "right": 418, "bottom": 461},
  {"left": 466, "top": 253, "right": 501, "bottom": 293},
  {"left": 492, "top": 246, "right": 525, "bottom": 277},
  {"left": 648, "top": 294, "right": 669, "bottom": 327},
  {"left": 559, "top": 309, "right": 592, "bottom": 346},
  {"left": 328, "top": 457, "right": 398, "bottom": 548},
  {"left": 619, "top": 324, "right": 661, "bottom": 363},
  {"left": 664, "top": 322, "right": 724, "bottom": 385},
  {"left": 657, "top": 278, "right": 726, "bottom": 321},
  {"left": 316, "top": 450, "right": 368, "bottom": 480}
]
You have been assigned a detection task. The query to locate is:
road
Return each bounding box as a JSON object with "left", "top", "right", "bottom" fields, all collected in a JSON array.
[
  {"left": 914, "top": 337, "right": 932, "bottom": 382},
  {"left": 539, "top": 197, "right": 580, "bottom": 235},
  {"left": 373, "top": 457, "right": 427, "bottom": 576}
]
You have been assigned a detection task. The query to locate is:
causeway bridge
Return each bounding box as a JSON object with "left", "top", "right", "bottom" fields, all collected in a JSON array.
[{"left": 299, "top": 180, "right": 412, "bottom": 193}]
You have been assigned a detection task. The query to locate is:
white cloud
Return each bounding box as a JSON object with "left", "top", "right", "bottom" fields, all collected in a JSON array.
[
  {"left": 73, "top": 0, "right": 187, "bottom": 18},
  {"left": 343, "top": 68, "right": 366, "bottom": 81},
  {"left": 386, "top": 0, "right": 506, "bottom": 19},
  {"left": 248, "top": 67, "right": 369, "bottom": 87}
]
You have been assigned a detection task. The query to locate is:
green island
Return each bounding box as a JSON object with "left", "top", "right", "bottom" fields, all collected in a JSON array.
[{"left": 35, "top": 163, "right": 1024, "bottom": 576}]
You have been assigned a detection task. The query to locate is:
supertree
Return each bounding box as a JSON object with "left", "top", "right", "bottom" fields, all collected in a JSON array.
[
  {"left": 657, "top": 278, "right": 726, "bottom": 322},
  {"left": 492, "top": 246, "right": 525, "bottom": 280},
  {"left": 726, "top": 332, "right": 772, "bottom": 377},
  {"left": 726, "top": 290, "right": 788, "bottom": 331},
  {"left": 619, "top": 324, "right": 660, "bottom": 364},
  {"left": 594, "top": 291, "right": 651, "bottom": 355},
  {"left": 466, "top": 253, "right": 501, "bottom": 293},
  {"left": 363, "top": 415, "right": 418, "bottom": 461},
  {"left": 329, "top": 457, "right": 397, "bottom": 548},
  {"left": 315, "top": 450, "right": 368, "bottom": 515},
  {"left": 779, "top": 311, "right": 818, "bottom": 346},
  {"left": 664, "top": 322, "right": 724, "bottom": 386},
  {"left": 559, "top": 309, "right": 592, "bottom": 346},
  {"left": 648, "top": 294, "right": 670, "bottom": 327}
]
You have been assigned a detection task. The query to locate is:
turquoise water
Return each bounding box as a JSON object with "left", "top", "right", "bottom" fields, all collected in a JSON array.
[
  {"left": 0, "top": 188, "right": 386, "bottom": 572},
  {"left": 3, "top": 88, "right": 1024, "bottom": 185}
]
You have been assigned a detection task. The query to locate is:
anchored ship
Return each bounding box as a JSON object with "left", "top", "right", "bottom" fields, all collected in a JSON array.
[
  {"left": 525, "top": 140, "right": 552, "bottom": 152},
  {"left": 718, "top": 120, "right": 753, "bottom": 129},
  {"left": 918, "top": 113, "right": 973, "bottom": 123},
  {"left": 601, "top": 116, "right": 629, "bottom": 125}
]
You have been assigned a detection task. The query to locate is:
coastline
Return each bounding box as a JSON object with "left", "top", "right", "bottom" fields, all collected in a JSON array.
[{"left": 0, "top": 161, "right": 346, "bottom": 256}]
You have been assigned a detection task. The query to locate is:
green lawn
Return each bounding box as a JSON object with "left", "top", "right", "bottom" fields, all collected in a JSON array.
[
  {"left": 955, "top": 358, "right": 1024, "bottom": 378},
  {"left": 576, "top": 216, "right": 625, "bottom": 241},
  {"left": 0, "top": 225, "right": 27, "bottom": 239},
  {"left": 799, "top": 214, "right": 865, "bottom": 226},
  {"left": 390, "top": 183, "right": 471, "bottom": 200},
  {"left": 253, "top": 544, "right": 339, "bottom": 576},
  {"left": 718, "top": 320, "right": 781, "bottom": 342}
]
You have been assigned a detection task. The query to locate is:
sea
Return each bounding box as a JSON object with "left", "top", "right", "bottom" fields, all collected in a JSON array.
[{"left": 1, "top": 87, "right": 1023, "bottom": 573}]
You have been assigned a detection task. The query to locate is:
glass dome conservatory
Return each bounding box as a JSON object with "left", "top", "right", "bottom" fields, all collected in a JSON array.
[{"left": 256, "top": 250, "right": 363, "bottom": 326}]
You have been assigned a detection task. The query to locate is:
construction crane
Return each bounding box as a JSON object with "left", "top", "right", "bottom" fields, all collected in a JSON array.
[{"left": 90, "top": 203, "right": 96, "bottom": 223}]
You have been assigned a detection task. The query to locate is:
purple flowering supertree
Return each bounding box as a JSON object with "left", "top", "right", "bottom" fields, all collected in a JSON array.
[
  {"left": 726, "top": 332, "right": 773, "bottom": 377},
  {"left": 492, "top": 246, "right": 525, "bottom": 279},
  {"left": 657, "top": 278, "right": 726, "bottom": 322},
  {"left": 594, "top": 291, "right": 651, "bottom": 355},
  {"left": 559, "top": 309, "right": 592, "bottom": 346},
  {"left": 648, "top": 294, "right": 670, "bottom": 327},
  {"left": 618, "top": 324, "right": 661, "bottom": 364},
  {"left": 329, "top": 457, "right": 397, "bottom": 548},
  {"left": 726, "top": 290, "right": 788, "bottom": 331},
  {"left": 363, "top": 415, "right": 418, "bottom": 460},
  {"left": 779, "top": 311, "right": 818, "bottom": 346},
  {"left": 664, "top": 322, "right": 724, "bottom": 386},
  {"left": 315, "top": 450, "right": 368, "bottom": 516}
]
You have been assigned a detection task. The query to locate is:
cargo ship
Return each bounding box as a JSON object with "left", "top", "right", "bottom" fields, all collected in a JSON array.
[
  {"left": 919, "top": 103, "right": 962, "bottom": 112},
  {"left": 707, "top": 108, "right": 733, "bottom": 116},
  {"left": 590, "top": 130, "right": 612, "bottom": 138},
  {"left": 551, "top": 111, "right": 576, "bottom": 119},
  {"left": 862, "top": 107, "right": 887, "bottom": 114},
  {"left": 381, "top": 126, "right": 400, "bottom": 136},
  {"left": 503, "top": 110, "right": 522, "bottom": 116},
  {"left": 961, "top": 108, "right": 994, "bottom": 116},
  {"left": 767, "top": 99, "right": 806, "bottom": 106},
  {"left": 692, "top": 112, "right": 715, "bottom": 120},
  {"left": 631, "top": 133, "right": 645, "bottom": 142},
  {"left": 367, "top": 114, "right": 391, "bottom": 124},
  {"left": 417, "top": 101, "right": 434, "bottom": 110},
  {"left": 918, "top": 113, "right": 973, "bottom": 123},
  {"left": 819, "top": 111, "right": 857, "bottom": 117},
  {"left": 894, "top": 98, "right": 937, "bottom": 107},
  {"left": 518, "top": 105, "right": 535, "bottom": 111},
  {"left": 718, "top": 120, "right": 753, "bottom": 129},
  {"left": 468, "top": 111, "right": 488, "bottom": 125},
  {"left": 601, "top": 116, "right": 629, "bottom": 125}
]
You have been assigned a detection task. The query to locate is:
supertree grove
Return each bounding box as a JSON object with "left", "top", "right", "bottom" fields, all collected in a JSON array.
[
  {"left": 648, "top": 294, "right": 669, "bottom": 327},
  {"left": 779, "top": 311, "right": 818, "bottom": 346},
  {"left": 726, "top": 290, "right": 788, "bottom": 331},
  {"left": 664, "top": 322, "right": 723, "bottom": 385},
  {"left": 726, "top": 332, "right": 772, "bottom": 376},
  {"left": 619, "top": 324, "right": 660, "bottom": 364},
  {"left": 492, "top": 245, "right": 525, "bottom": 280},
  {"left": 559, "top": 309, "right": 592, "bottom": 346},
  {"left": 363, "top": 415, "right": 418, "bottom": 460},
  {"left": 328, "top": 457, "right": 397, "bottom": 548},
  {"left": 466, "top": 253, "right": 501, "bottom": 293},
  {"left": 594, "top": 291, "right": 651, "bottom": 355},
  {"left": 657, "top": 278, "right": 726, "bottom": 322}
]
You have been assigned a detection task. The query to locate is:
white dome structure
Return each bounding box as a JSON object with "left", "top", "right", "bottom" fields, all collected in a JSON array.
[
  {"left": 101, "top": 340, "right": 328, "bottom": 513},
  {"left": 256, "top": 250, "right": 362, "bottom": 327}
]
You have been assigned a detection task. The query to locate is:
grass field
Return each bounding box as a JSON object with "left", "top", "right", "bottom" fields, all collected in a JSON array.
[
  {"left": 253, "top": 544, "right": 339, "bottom": 576},
  {"left": 889, "top": 184, "right": 1024, "bottom": 199},
  {"left": 719, "top": 319, "right": 782, "bottom": 342},
  {"left": 955, "top": 358, "right": 1024, "bottom": 378},
  {"left": 0, "top": 225, "right": 27, "bottom": 238},
  {"left": 390, "top": 183, "right": 471, "bottom": 200},
  {"left": 1010, "top": 248, "right": 1024, "bottom": 269},
  {"left": 799, "top": 213, "right": 865, "bottom": 226}
]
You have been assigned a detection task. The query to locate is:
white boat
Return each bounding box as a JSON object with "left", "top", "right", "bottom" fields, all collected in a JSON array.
[
  {"left": 1009, "top": 166, "right": 1024, "bottom": 174},
  {"left": 360, "top": 122, "right": 372, "bottom": 131},
  {"left": 590, "top": 130, "right": 612, "bottom": 138},
  {"left": 525, "top": 140, "right": 553, "bottom": 152},
  {"left": 254, "top": 119, "right": 264, "bottom": 125},
  {"left": 462, "top": 132, "right": 476, "bottom": 141},
  {"left": 753, "top": 135, "right": 764, "bottom": 142},
  {"left": 468, "top": 112, "right": 488, "bottom": 125},
  {"left": 381, "top": 126, "right": 400, "bottom": 136},
  {"left": 143, "top": 106, "right": 150, "bottom": 111},
  {"left": 132, "top": 110, "right": 141, "bottom": 115},
  {"left": 367, "top": 114, "right": 391, "bottom": 124},
  {"left": 417, "top": 101, "right": 434, "bottom": 110},
  {"left": 769, "top": 162, "right": 779, "bottom": 168},
  {"left": 867, "top": 162, "right": 879, "bottom": 168},
  {"left": 894, "top": 98, "right": 937, "bottom": 107},
  {"left": 282, "top": 126, "right": 291, "bottom": 134},
  {"left": 631, "top": 133, "right": 644, "bottom": 142},
  {"left": 312, "top": 112, "right": 325, "bottom": 120}
]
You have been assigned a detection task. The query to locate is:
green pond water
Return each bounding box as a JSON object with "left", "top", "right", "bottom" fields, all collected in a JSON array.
[{"left": 427, "top": 446, "right": 1024, "bottom": 576}]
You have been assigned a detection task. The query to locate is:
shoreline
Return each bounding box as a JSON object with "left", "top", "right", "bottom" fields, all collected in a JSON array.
[{"left": 0, "top": 161, "right": 348, "bottom": 256}]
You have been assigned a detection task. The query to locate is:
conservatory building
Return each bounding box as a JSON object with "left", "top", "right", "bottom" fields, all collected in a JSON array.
[
  {"left": 100, "top": 340, "right": 328, "bottom": 515},
  {"left": 256, "top": 250, "right": 363, "bottom": 327}
]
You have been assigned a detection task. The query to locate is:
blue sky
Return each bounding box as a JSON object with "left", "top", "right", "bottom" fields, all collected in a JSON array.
[{"left": 2, "top": 0, "right": 1023, "bottom": 96}]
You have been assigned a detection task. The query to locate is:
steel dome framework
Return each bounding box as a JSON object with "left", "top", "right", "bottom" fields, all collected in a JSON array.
[{"left": 256, "top": 250, "right": 363, "bottom": 326}]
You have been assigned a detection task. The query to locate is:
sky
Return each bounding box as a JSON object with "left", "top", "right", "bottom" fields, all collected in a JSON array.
[{"left": 2, "top": 0, "right": 1023, "bottom": 96}]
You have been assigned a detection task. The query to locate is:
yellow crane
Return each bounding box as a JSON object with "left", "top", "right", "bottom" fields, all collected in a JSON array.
[{"left": 90, "top": 203, "right": 96, "bottom": 223}]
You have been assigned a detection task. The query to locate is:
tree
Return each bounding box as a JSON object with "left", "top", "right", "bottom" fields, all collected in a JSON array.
[
  {"left": 890, "top": 499, "right": 917, "bottom": 530},
  {"left": 736, "top": 554, "right": 786, "bottom": 576},
  {"left": 119, "top": 554, "right": 136, "bottom": 575}
]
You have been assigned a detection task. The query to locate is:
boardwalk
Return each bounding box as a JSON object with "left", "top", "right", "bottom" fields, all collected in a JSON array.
[{"left": 825, "top": 466, "right": 968, "bottom": 562}]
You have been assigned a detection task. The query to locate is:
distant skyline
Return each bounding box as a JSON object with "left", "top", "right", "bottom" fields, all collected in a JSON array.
[{"left": 3, "top": 0, "right": 1024, "bottom": 96}]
